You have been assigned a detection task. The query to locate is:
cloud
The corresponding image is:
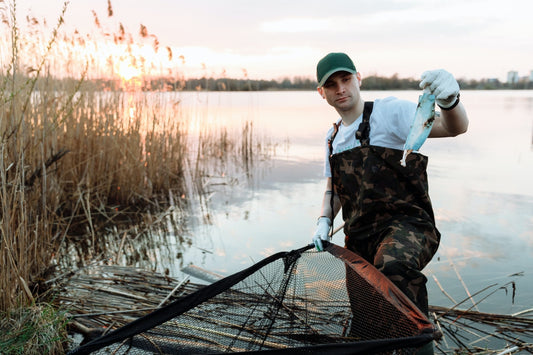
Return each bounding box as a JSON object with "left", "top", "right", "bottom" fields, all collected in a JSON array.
[{"left": 260, "top": 18, "right": 331, "bottom": 33}]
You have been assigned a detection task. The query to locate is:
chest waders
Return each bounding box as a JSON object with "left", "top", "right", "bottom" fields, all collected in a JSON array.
[{"left": 328, "top": 102, "right": 441, "bottom": 318}]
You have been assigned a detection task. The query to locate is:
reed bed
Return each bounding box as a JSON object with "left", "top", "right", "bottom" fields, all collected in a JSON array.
[
  {"left": 55, "top": 265, "right": 197, "bottom": 332},
  {"left": 0, "top": 0, "right": 275, "bottom": 315},
  {"left": 430, "top": 305, "right": 533, "bottom": 354}
]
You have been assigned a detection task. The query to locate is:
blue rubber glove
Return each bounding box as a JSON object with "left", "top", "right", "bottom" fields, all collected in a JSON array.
[
  {"left": 419, "top": 69, "right": 460, "bottom": 109},
  {"left": 312, "top": 217, "right": 331, "bottom": 251}
]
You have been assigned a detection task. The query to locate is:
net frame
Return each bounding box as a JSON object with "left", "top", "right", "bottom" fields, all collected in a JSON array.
[{"left": 68, "top": 242, "right": 441, "bottom": 354}]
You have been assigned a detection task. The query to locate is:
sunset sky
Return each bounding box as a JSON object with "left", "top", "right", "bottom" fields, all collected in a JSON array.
[{"left": 13, "top": 0, "right": 533, "bottom": 82}]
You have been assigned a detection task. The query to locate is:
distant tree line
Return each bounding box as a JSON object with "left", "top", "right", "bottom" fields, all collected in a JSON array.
[
  {"left": 162, "top": 76, "right": 318, "bottom": 91},
  {"left": 59, "top": 74, "right": 533, "bottom": 92},
  {"left": 143, "top": 75, "right": 533, "bottom": 91}
]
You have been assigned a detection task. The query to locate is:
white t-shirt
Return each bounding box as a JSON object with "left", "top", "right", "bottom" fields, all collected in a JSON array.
[{"left": 324, "top": 97, "right": 417, "bottom": 177}]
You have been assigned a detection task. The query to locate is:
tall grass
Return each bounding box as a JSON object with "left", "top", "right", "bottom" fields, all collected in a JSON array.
[
  {"left": 0, "top": 0, "right": 273, "bottom": 313},
  {"left": 0, "top": 305, "right": 69, "bottom": 354},
  {"left": 0, "top": 0, "right": 72, "bottom": 311},
  {"left": 0, "top": 0, "right": 188, "bottom": 311}
]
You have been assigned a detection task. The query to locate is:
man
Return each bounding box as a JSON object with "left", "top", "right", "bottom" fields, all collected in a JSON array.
[{"left": 311, "top": 52, "right": 468, "bottom": 321}]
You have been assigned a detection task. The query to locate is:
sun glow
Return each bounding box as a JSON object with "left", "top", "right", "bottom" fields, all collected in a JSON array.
[
  {"left": 1, "top": 1, "right": 184, "bottom": 91},
  {"left": 117, "top": 61, "right": 141, "bottom": 81}
]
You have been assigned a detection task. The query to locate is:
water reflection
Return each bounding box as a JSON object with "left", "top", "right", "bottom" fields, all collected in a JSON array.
[{"left": 61, "top": 91, "right": 281, "bottom": 273}]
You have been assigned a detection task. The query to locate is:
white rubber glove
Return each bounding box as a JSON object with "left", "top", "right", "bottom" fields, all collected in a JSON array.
[
  {"left": 312, "top": 217, "right": 331, "bottom": 251},
  {"left": 419, "top": 69, "right": 460, "bottom": 109}
]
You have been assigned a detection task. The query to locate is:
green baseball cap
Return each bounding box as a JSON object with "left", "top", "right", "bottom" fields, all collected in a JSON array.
[{"left": 316, "top": 52, "right": 357, "bottom": 87}]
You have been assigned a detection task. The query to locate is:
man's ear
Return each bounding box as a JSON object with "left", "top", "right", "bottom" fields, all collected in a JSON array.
[{"left": 317, "top": 87, "right": 325, "bottom": 98}]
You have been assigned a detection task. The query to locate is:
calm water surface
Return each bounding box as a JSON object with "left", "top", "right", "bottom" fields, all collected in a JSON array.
[{"left": 168, "top": 90, "right": 533, "bottom": 315}]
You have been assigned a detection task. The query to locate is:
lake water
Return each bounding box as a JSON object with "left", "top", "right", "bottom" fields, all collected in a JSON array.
[{"left": 158, "top": 90, "right": 533, "bottom": 317}]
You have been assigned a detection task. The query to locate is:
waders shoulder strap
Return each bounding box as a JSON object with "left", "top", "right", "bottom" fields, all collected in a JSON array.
[{"left": 355, "top": 101, "right": 373, "bottom": 146}]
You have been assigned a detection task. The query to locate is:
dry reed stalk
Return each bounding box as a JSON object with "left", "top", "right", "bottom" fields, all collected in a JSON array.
[
  {"left": 449, "top": 259, "right": 480, "bottom": 312},
  {"left": 157, "top": 276, "right": 191, "bottom": 308},
  {"left": 430, "top": 273, "right": 457, "bottom": 304}
]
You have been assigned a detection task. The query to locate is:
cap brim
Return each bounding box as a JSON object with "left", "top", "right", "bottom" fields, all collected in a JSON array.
[{"left": 318, "top": 67, "right": 357, "bottom": 87}]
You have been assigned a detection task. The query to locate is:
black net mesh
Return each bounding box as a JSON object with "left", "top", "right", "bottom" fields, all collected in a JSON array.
[{"left": 68, "top": 243, "right": 440, "bottom": 354}]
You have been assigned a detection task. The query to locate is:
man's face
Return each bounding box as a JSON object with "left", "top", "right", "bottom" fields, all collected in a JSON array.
[{"left": 318, "top": 71, "right": 361, "bottom": 112}]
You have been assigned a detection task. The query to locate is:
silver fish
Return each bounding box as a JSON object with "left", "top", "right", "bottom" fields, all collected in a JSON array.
[{"left": 400, "top": 92, "right": 435, "bottom": 167}]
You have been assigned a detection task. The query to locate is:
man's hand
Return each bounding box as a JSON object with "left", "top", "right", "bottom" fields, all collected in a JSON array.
[
  {"left": 312, "top": 217, "right": 331, "bottom": 251},
  {"left": 419, "top": 69, "right": 460, "bottom": 109}
]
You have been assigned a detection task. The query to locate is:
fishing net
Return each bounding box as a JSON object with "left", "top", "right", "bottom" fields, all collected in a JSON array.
[{"left": 68, "top": 242, "right": 440, "bottom": 354}]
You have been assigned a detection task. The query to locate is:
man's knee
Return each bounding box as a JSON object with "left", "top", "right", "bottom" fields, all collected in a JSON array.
[
  {"left": 379, "top": 259, "right": 427, "bottom": 288},
  {"left": 378, "top": 259, "right": 429, "bottom": 314}
]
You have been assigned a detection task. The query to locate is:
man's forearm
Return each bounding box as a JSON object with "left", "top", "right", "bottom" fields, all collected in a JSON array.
[
  {"left": 319, "top": 190, "right": 341, "bottom": 220},
  {"left": 441, "top": 102, "right": 469, "bottom": 136}
]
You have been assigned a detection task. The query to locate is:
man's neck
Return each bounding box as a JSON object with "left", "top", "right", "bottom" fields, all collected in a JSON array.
[{"left": 337, "top": 99, "right": 365, "bottom": 126}]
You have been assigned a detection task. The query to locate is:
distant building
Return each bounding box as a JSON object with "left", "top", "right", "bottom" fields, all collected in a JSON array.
[
  {"left": 507, "top": 71, "right": 519, "bottom": 84},
  {"left": 530, "top": 70, "right": 533, "bottom": 82}
]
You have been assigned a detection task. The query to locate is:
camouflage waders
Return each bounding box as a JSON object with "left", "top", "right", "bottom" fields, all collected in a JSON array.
[{"left": 328, "top": 102, "right": 440, "bottom": 317}]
